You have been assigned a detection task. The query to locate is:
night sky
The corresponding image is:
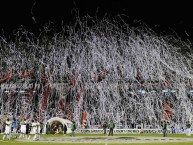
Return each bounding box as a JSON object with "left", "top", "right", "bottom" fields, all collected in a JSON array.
[{"left": 0, "top": 0, "right": 193, "bottom": 42}]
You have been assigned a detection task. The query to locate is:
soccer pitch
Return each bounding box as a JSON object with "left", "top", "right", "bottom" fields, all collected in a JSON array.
[{"left": 1, "top": 133, "right": 193, "bottom": 145}]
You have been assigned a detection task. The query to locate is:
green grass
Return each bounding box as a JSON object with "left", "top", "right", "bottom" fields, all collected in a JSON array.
[
  {"left": 37, "top": 133, "right": 193, "bottom": 138},
  {"left": 0, "top": 133, "right": 193, "bottom": 145},
  {"left": 1, "top": 142, "right": 193, "bottom": 145}
]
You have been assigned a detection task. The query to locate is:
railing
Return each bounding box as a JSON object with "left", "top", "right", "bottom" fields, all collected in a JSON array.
[
  {"left": 77, "top": 128, "right": 193, "bottom": 134},
  {"left": 77, "top": 129, "right": 169, "bottom": 134}
]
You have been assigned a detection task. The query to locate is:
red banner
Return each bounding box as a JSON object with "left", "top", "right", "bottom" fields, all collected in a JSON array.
[{"left": 164, "top": 99, "right": 172, "bottom": 121}]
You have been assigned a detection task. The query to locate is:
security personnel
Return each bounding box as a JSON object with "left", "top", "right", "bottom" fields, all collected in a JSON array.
[{"left": 108, "top": 120, "right": 115, "bottom": 136}]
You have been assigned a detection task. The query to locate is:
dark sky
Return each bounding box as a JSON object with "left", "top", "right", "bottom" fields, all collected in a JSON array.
[{"left": 0, "top": 0, "right": 193, "bottom": 42}]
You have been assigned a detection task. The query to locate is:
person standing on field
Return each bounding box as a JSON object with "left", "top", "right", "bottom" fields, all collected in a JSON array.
[
  {"left": 102, "top": 121, "right": 108, "bottom": 134},
  {"left": 185, "top": 121, "right": 191, "bottom": 136},
  {"left": 70, "top": 121, "right": 76, "bottom": 137},
  {"left": 108, "top": 120, "right": 115, "bottom": 136},
  {"left": 161, "top": 120, "right": 168, "bottom": 137},
  {"left": 2, "top": 118, "right": 11, "bottom": 140}
]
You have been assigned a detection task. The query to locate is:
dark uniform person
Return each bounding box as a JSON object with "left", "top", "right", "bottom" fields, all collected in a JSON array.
[
  {"left": 102, "top": 121, "right": 108, "bottom": 134},
  {"left": 46, "top": 122, "right": 50, "bottom": 135},
  {"left": 161, "top": 120, "right": 168, "bottom": 137},
  {"left": 63, "top": 124, "right": 67, "bottom": 136},
  {"left": 70, "top": 121, "right": 76, "bottom": 137}
]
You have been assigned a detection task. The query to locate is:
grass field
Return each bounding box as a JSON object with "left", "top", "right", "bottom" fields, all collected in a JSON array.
[{"left": 0, "top": 133, "right": 193, "bottom": 145}]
